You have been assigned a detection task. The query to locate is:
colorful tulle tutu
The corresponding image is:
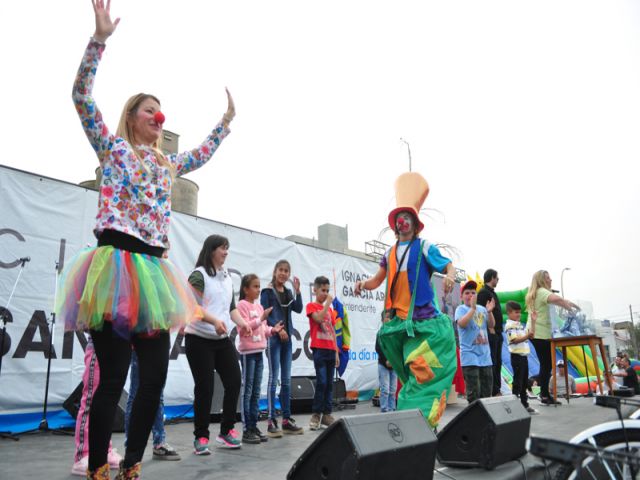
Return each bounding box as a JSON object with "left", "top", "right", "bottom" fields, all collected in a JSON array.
[{"left": 56, "top": 246, "right": 199, "bottom": 339}]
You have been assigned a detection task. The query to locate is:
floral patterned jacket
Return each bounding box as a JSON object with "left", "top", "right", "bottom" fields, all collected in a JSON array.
[{"left": 72, "top": 40, "right": 230, "bottom": 248}]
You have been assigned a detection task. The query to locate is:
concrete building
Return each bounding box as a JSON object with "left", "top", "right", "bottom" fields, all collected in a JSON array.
[{"left": 286, "top": 223, "right": 378, "bottom": 261}]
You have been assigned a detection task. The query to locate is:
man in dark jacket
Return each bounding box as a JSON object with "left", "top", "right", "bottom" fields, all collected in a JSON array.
[{"left": 477, "top": 269, "right": 503, "bottom": 396}]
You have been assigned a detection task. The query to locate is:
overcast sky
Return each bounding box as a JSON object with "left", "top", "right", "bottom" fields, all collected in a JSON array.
[{"left": 1, "top": 0, "right": 639, "bottom": 322}]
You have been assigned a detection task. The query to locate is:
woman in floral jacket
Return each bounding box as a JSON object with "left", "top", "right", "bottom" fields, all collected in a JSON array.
[{"left": 57, "top": 1, "right": 235, "bottom": 478}]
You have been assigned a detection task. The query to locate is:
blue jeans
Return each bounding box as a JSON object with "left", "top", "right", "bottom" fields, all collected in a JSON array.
[
  {"left": 241, "top": 352, "right": 264, "bottom": 430},
  {"left": 266, "top": 336, "right": 292, "bottom": 419},
  {"left": 125, "top": 351, "right": 165, "bottom": 447},
  {"left": 312, "top": 348, "right": 336, "bottom": 414},
  {"left": 378, "top": 363, "right": 397, "bottom": 412}
]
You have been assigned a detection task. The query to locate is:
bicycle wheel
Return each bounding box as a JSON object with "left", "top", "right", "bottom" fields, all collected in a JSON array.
[{"left": 554, "top": 428, "right": 640, "bottom": 480}]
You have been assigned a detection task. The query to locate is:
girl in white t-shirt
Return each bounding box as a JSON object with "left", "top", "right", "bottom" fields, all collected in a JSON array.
[{"left": 185, "top": 235, "right": 251, "bottom": 454}]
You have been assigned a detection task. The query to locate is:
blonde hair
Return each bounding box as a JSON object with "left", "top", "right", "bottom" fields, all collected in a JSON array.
[
  {"left": 525, "top": 270, "right": 549, "bottom": 311},
  {"left": 115, "top": 93, "right": 174, "bottom": 175}
]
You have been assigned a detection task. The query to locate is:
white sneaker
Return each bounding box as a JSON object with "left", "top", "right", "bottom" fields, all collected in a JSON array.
[
  {"left": 71, "top": 456, "right": 88, "bottom": 476},
  {"left": 309, "top": 413, "right": 321, "bottom": 431},
  {"left": 108, "top": 448, "right": 123, "bottom": 469}
]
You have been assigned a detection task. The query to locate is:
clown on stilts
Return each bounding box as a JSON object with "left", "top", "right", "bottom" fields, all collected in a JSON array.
[{"left": 354, "top": 172, "right": 457, "bottom": 428}]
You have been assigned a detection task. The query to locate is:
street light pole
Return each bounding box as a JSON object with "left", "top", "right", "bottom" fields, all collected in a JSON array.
[
  {"left": 400, "top": 138, "right": 412, "bottom": 172},
  {"left": 630, "top": 305, "right": 638, "bottom": 357},
  {"left": 561, "top": 267, "right": 571, "bottom": 298}
]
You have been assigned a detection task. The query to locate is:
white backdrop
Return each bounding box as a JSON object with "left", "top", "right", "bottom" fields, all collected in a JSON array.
[{"left": 0, "top": 165, "right": 387, "bottom": 416}]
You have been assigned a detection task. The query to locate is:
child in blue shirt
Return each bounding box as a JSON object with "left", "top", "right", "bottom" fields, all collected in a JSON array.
[{"left": 455, "top": 280, "right": 495, "bottom": 403}]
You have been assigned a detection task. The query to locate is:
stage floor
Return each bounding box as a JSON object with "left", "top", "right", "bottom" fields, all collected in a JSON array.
[{"left": 0, "top": 396, "right": 627, "bottom": 480}]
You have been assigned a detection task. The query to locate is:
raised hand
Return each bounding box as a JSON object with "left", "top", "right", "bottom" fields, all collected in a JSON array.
[
  {"left": 325, "top": 294, "right": 334, "bottom": 307},
  {"left": 92, "top": 0, "right": 120, "bottom": 43},
  {"left": 292, "top": 276, "right": 301, "bottom": 293},
  {"left": 222, "top": 88, "right": 235, "bottom": 127}
]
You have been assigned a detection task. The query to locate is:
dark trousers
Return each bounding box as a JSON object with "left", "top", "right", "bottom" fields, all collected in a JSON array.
[
  {"left": 489, "top": 332, "right": 503, "bottom": 396},
  {"left": 531, "top": 338, "right": 552, "bottom": 399},
  {"left": 185, "top": 334, "right": 241, "bottom": 438},
  {"left": 510, "top": 354, "right": 529, "bottom": 408},
  {"left": 89, "top": 323, "right": 169, "bottom": 470},
  {"left": 462, "top": 365, "right": 493, "bottom": 404},
  {"left": 312, "top": 348, "right": 336, "bottom": 414}
]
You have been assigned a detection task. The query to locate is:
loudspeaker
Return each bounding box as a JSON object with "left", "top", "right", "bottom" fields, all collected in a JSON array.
[
  {"left": 287, "top": 409, "right": 437, "bottom": 480},
  {"left": 437, "top": 395, "right": 531, "bottom": 470},
  {"left": 211, "top": 371, "right": 242, "bottom": 417},
  {"left": 613, "top": 387, "right": 635, "bottom": 397},
  {"left": 63, "top": 382, "right": 129, "bottom": 432},
  {"left": 62, "top": 382, "right": 84, "bottom": 419},
  {"left": 112, "top": 389, "right": 128, "bottom": 432},
  {"left": 290, "top": 376, "right": 315, "bottom": 413},
  {"left": 332, "top": 378, "right": 347, "bottom": 403},
  {"left": 308, "top": 377, "right": 350, "bottom": 404}
]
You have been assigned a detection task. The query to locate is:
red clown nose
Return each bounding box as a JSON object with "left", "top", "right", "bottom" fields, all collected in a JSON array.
[
  {"left": 154, "top": 111, "right": 165, "bottom": 125},
  {"left": 398, "top": 217, "right": 406, "bottom": 226}
]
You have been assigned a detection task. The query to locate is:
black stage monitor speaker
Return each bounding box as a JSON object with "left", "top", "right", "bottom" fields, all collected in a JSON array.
[
  {"left": 63, "top": 382, "right": 129, "bottom": 432},
  {"left": 62, "top": 382, "right": 84, "bottom": 419},
  {"left": 437, "top": 395, "right": 531, "bottom": 470},
  {"left": 332, "top": 378, "right": 347, "bottom": 403},
  {"left": 290, "top": 376, "right": 316, "bottom": 413},
  {"left": 612, "top": 387, "right": 635, "bottom": 397},
  {"left": 309, "top": 377, "right": 349, "bottom": 404},
  {"left": 287, "top": 409, "right": 437, "bottom": 480},
  {"left": 211, "top": 371, "right": 242, "bottom": 416}
]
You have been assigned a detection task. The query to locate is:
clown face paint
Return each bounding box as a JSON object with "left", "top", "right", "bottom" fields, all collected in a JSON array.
[
  {"left": 154, "top": 111, "right": 166, "bottom": 125},
  {"left": 396, "top": 211, "right": 415, "bottom": 235}
]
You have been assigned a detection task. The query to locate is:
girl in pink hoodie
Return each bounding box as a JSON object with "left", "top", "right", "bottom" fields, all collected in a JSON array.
[{"left": 237, "top": 274, "right": 283, "bottom": 444}]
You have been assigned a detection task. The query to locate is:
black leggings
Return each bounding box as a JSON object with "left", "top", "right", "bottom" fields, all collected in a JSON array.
[
  {"left": 89, "top": 323, "right": 169, "bottom": 470},
  {"left": 531, "top": 338, "right": 552, "bottom": 399},
  {"left": 185, "top": 334, "right": 241, "bottom": 438}
]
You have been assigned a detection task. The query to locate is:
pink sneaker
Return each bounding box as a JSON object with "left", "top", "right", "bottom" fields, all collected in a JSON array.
[
  {"left": 107, "top": 448, "right": 123, "bottom": 469},
  {"left": 193, "top": 437, "right": 211, "bottom": 455},
  {"left": 215, "top": 430, "right": 241, "bottom": 449},
  {"left": 71, "top": 456, "right": 88, "bottom": 476}
]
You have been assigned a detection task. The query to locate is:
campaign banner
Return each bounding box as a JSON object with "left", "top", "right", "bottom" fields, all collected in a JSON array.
[
  {"left": 0, "top": 165, "right": 388, "bottom": 417},
  {"left": 0, "top": 165, "right": 460, "bottom": 429}
]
